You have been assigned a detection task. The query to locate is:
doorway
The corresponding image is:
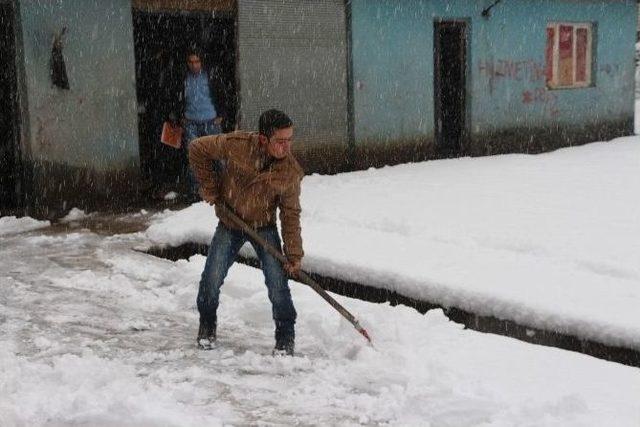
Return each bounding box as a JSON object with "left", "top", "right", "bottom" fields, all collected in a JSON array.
[
  {"left": 434, "top": 20, "right": 468, "bottom": 157},
  {"left": 0, "top": 2, "right": 21, "bottom": 211},
  {"left": 132, "top": 9, "right": 236, "bottom": 196}
]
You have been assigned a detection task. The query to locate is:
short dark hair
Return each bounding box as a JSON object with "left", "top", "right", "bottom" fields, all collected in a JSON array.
[
  {"left": 259, "top": 109, "right": 293, "bottom": 138},
  {"left": 186, "top": 48, "right": 201, "bottom": 60}
]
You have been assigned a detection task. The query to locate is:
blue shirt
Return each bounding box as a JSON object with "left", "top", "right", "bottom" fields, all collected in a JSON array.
[{"left": 184, "top": 71, "right": 217, "bottom": 122}]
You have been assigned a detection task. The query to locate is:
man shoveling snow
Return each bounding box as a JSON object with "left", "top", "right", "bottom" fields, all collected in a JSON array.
[{"left": 188, "top": 109, "right": 303, "bottom": 355}]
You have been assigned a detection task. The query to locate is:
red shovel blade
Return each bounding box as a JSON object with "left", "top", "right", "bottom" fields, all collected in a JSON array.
[{"left": 357, "top": 327, "right": 372, "bottom": 344}]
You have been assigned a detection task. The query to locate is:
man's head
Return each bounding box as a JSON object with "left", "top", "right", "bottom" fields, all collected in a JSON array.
[
  {"left": 186, "top": 50, "right": 202, "bottom": 74},
  {"left": 258, "top": 109, "right": 294, "bottom": 160}
]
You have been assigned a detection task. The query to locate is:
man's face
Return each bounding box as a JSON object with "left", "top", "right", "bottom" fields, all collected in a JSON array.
[
  {"left": 187, "top": 54, "right": 202, "bottom": 74},
  {"left": 263, "top": 127, "right": 294, "bottom": 159}
]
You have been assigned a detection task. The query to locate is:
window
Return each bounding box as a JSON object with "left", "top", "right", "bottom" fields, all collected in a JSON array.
[{"left": 546, "top": 22, "right": 593, "bottom": 89}]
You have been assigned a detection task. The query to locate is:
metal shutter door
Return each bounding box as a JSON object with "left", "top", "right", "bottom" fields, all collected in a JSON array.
[{"left": 236, "top": 0, "right": 348, "bottom": 150}]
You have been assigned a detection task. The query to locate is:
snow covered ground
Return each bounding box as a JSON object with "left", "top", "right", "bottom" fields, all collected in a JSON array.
[
  {"left": 2, "top": 218, "right": 640, "bottom": 426},
  {"left": 147, "top": 137, "right": 640, "bottom": 351}
]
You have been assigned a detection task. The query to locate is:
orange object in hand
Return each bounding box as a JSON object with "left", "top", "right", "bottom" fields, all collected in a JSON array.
[{"left": 160, "top": 121, "right": 183, "bottom": 149}]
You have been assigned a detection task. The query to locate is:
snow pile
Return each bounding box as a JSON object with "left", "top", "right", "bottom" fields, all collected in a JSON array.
[
  {"left": 145, "top": 202, "right": 217, "bottom": 247},
  {"left": 0, "top": 216, "right": 50, "bottom": 236},
  {"left": 164, "top": 191, "right": 179, "bottom": 201},
  {"left": 145, "top": 138, "right": 640, "bottom": 350},
  {"left": 59, "top": 207, "right": 91, "bottom": 223}
]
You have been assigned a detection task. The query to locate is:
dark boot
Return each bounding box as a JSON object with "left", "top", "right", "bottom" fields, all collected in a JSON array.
[
  {"left": 273, "top": 321, "right": 295, "bottom": 356},
  {"left": 197, "top": 317, "right": 216, "bottom": 350}
]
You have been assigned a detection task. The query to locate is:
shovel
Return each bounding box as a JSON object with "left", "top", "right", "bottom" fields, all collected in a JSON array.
[{"left": 217, "top": 203, "right": 372, "bottom": 345}]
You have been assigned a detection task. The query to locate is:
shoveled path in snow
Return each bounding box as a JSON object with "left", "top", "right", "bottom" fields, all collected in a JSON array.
[{"left": 1, "top": 219, "right": 640, "bottom": 426}]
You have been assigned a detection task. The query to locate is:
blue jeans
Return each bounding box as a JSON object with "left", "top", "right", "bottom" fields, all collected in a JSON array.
[
  {"left": 197, "top": 222, "right": 297, "bottom": 344},
  {"left": 183, "top": 119, "right": 221, "bottom": 197}
]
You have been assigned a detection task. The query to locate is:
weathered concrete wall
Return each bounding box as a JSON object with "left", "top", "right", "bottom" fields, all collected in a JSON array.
[
  {"left": 350, "top": 0, "right": 636, "bottom": 160},
  {"left": 17, "top": 0, "right": 140, "bottom": 215}
]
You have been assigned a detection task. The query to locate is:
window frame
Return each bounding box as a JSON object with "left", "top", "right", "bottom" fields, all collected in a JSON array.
[{"left": 546, "top": 21, "right": 594, "bottom": 90}]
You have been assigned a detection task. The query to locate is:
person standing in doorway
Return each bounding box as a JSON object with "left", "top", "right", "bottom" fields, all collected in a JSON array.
[
  {"left": 188, "top": 109, "right": 303, "bottom": 356},
  {"left": 176, "top": 49, "right": 225, "bottom": 202}
]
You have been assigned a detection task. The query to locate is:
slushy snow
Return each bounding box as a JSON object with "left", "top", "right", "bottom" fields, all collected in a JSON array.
[{"left": 1, "top": 226, "right": 639, "bottom": 426}]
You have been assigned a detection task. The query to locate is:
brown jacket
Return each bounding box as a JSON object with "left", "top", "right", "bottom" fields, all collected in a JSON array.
[{"left": 188, "top": 131, "right": 304, "bottom": 262}]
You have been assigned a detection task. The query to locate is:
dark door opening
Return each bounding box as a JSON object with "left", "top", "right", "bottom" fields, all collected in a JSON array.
[
  {"left": 132, "top": 10, "right": 237, "bottom": 197},
  {"left": 434, "top": 21, "right": 468, "bottom": 157},
  {"left": 0, "top": 2, "right": 21, "bottom": 212}
]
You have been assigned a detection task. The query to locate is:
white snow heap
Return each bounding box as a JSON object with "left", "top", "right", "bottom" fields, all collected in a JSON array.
[{"left": 0, "top": 216, "right": 50, "bottom": 236}]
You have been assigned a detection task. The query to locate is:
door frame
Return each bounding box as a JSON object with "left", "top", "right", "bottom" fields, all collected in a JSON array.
[
  {"left": 433, "top": 18, "right": 470, "bottom": 156},
  {"left": 131, "top": 7, "right": 237, "bottom": 192},
  {"left": 0, "top": 0, "right": 23, "bottom": 212}
]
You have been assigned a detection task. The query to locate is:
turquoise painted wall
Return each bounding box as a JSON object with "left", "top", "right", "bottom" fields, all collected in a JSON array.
[
  {"left": 351, "top": 0, "right": 636, "bottom": 144},
  {"left": 17, "top": 0, "right": 139, "bottom": 172}
]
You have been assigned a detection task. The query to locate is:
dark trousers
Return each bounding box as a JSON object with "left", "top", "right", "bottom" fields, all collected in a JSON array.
[{"left": 197, "top": 222, "right": 297, "bottom": 343}]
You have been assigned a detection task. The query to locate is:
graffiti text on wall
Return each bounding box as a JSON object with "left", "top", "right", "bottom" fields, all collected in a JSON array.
[{"left": 478, "top": 58, "right": 546, "bottom": 94}]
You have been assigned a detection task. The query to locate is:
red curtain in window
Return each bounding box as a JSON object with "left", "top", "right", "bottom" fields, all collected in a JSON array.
[
  {"left": 559, "top": 25, "right": 574, "bottom": 86},
  {"left": 576, "top": 28, "right": 588, "bottom": 83},
  {"left": 546, "top": 27, "right": 555, "bottom": 84}
]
